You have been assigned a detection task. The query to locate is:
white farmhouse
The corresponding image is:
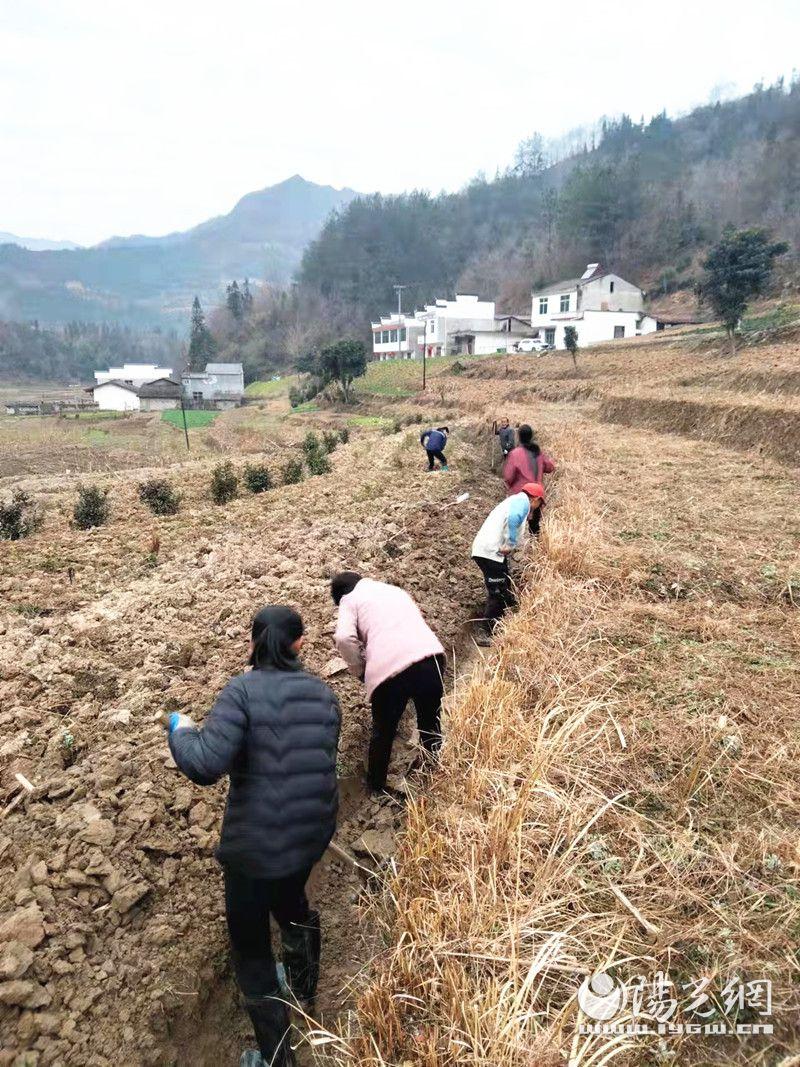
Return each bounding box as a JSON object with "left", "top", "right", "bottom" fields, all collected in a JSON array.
[
  {"left": 89, "top": 380, "right": 142, "bottom": 412},
  {"left": 371, "top": 295, "right": 532, "bottom": 361},
  {"left": 530, "top": 264, "right": 660, "bottom": 349},
  {"left": 450, "top": 314, "right": 532, "bottom": 357},
  {"left": 371, "top": 313, "right": 424, "bottom": 361},
  {"left": 181, "top": 362, "right": 244, "bottom": 409},
  {"left": 417, "top": 295, "right": 496, "bottom": 359},
  {"left": 88, "top": 377, "right": 181, "bottom": 412}
]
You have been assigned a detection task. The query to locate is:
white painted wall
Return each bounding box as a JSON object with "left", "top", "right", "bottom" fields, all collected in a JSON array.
[
  {"left": 530, "top": 286, "right": 577, "bottom": 328},
  {"left": 531, "top": 272, "right": 644, "bottom": 327},
  {"left": 580, "top": 273, "right": 644, "bottom": 313},
  {"left": 418, "top": 295, "right": 497, "bottom": 355},
  {"left": 92, "top": 383, "right": 140, "bottom": 411},
  {"left": 453, "top": 331, "right": 517, "bottom": 355},
  {"left": 544, "top": 310, "right": 647, "bottom": 349},
  {"left": 94, "top": 364, "right": 172, "bottom": 386}
]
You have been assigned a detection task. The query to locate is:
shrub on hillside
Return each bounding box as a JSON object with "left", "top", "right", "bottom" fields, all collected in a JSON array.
[
  {"left": 138, "top": 478, "right": 180, "bottom": 516},
  {"left": 210, "top": 461, "right": 238, "bottom": 504},
  {"left": 306, "top": 451, "right": 331, "bottom": 476},
  {"left": 282, "top": 459, "right": 304, "bottom": 485},
  {"left": 74, "top": 485, "right": 110, "bottom": 530},
  {"left": 338, "top": 427, "right": 350, "bottom": 444},
  {"left": 0, "top": 490, "right": 43, "bottom": 541},
  {"left": 322, "top": 430, "right": 338, "bottom": 453},
  {"left": 243, "top": 463, "right": 273, "bottom": 494},
  {"left": 302, "top": 431, "right": 321, "bottom": 457}
]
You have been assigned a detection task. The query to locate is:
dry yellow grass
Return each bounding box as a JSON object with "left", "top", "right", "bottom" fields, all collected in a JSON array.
[{"left": 315, "top": 405, "right": 799, "bottom": 1066}]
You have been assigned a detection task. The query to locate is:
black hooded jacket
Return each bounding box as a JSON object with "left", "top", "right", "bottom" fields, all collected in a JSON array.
[{"left": 169, "top": 668, "right": 340, "bottom": 879}]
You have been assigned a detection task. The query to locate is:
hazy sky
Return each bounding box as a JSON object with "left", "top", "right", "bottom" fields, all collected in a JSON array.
[{"left": 2, "top": 0, "right": 799, "bottom": 245}]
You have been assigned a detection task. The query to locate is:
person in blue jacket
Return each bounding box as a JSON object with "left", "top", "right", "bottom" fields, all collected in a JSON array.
[
  {"left": 471, "top": 482, "right": 545, "bottom": 641},
  {"left": 420, "top": 426, "right": 449, "bottom": 471},
  {"left": 165, "top": 605, "right": 340, "bottom": 1067}
]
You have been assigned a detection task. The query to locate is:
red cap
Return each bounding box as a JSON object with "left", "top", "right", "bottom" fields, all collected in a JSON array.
[{"left": 521, "top": 482, "right": 546, "bottom": 502}]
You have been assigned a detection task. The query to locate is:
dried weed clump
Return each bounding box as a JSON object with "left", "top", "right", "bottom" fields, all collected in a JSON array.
[{"left": 320, "top": 423, "right": 799, "bottom": 1067}]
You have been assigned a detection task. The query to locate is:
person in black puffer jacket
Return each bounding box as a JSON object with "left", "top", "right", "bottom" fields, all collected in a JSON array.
[{"left": 167, "top": 605, "right": 340, "bottom": 1067}]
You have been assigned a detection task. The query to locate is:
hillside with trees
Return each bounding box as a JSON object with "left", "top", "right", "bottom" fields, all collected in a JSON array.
[
  {"left": 0, "top": 320, "right": 182, "bottom": 383},
  {"left": 300, "top": 78, "right": 800, "bottom": 320}
]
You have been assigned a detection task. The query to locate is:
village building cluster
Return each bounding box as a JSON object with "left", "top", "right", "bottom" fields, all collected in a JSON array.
[
  {"left": 87, "top": 362, "right": 245, "bottom": 413},
  {"left": 371, "top": 264, "right": 686, "bottom": 361}
]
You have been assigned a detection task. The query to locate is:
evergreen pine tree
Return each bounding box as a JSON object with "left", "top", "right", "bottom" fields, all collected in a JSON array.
[
  {"left": 242, "top": 278, "right": 254, "bottom": 317},
  {"left": 187, "top": 296, "right": 216, "bottom": 370},
  {"left": 226, "top": 281, "right": 243, "bottom": 322}
]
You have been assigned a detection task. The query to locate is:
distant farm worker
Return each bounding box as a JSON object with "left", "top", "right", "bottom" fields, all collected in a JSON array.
[
  {"left": 331, "top": 572, "right": 445, "bottom": 792},
  {"left": 166, "top": 606, "right": 340, "bottom": 1067},
  {"left": 503, "top": 424, "right": 554, "bottom": 535},
  {"left": 493, "top": 417, "right": 516, "bottom": 457},
  {"left": 471, "top": 482, "right": 545, "bottom": 640},
  {"left": 420, "top": 425, "right": 449, "bottom": 471}
]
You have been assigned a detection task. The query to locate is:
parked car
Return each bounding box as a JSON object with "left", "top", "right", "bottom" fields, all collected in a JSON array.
[{"left": 514, "top": 337, "right": 552, "bottom": 354}]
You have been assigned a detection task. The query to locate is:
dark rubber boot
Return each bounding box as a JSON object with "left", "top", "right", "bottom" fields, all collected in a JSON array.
[
  {"left": 242, "top": 994, "right": 296, "bottom": 1066},
  {"left": 280, "top": 910, "right": 321, "bottom": 1004}
]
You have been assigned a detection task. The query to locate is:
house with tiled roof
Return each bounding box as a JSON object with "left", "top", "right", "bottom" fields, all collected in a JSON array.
[
  {"left": 88, "top": 377, "right": 181, "bottom": 412},
  {"left": 181, "top": 362, "right": 244, "bottom": 409}
]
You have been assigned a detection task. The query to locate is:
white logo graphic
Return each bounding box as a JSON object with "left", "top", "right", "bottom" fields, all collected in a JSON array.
[
  {"left": 577, "top": 971, "right": 625, "bottom": 1021},
  {"left": 576, "top": 970, "right": 774, "bottom": 1038}
]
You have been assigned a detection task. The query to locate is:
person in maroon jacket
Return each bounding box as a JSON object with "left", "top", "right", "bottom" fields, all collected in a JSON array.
[{"left": 502, "top": 425, "right": 555, "bottom": 534}]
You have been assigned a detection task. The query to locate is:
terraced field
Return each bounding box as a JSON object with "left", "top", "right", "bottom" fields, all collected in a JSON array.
[{"left": 1, "top": 325, "right": 798, "bottom": 1065}]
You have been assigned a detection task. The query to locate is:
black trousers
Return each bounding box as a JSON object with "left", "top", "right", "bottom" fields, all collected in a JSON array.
[
  {"left": 473, "top": 556, "right": 514, "bottom": 631},
  {"left": 368, "top": 654, "right": 445, "bottom": 790},
  {"left": 426, "top": 448, "right": 447, "bottom": 470},
  {"left": 223, "top": 863, "right": 313, "bottom": 997}
]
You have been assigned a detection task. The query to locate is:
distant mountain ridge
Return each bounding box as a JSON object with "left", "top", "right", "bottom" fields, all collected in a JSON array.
[
  {"left": 0, "top": 232, "right": 82, "bottom": 252},
  {"left": 0, "top": 176, "right": 358, "bottom": 326}
]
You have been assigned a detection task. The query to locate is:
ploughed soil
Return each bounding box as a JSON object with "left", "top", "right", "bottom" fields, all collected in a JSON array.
[{"left": 0, "top": 422, "right": 501, "bottom": 1066}]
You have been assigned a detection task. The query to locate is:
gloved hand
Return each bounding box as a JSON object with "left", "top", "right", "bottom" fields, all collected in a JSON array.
[{"left": 164, "top": 712, "right": 195, "bottom": 734}]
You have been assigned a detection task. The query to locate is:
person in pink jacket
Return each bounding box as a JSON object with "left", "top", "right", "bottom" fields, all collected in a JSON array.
[
  {"left": 503, "top": 424, "right": 554, "bottom": 534},
  {"left": 331, "top": 573, "right": 445, "bottom": 792}
]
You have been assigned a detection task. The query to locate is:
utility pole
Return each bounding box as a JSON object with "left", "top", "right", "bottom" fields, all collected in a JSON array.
[
  {"left": 393, "top": 284, "right": 406, "bottom": 360},
  {"left": 179, "top": 391, "right": 191, "bottom": 451}
]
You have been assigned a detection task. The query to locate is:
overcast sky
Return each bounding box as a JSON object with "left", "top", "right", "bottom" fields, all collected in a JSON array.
[{"left": 2, "top": 0, "right": 799, "bottom": 245}]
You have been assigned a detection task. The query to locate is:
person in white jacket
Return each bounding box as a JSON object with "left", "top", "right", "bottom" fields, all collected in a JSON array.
[{"left": 471, "top": 482, "right": 545, "bottom": 638}]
